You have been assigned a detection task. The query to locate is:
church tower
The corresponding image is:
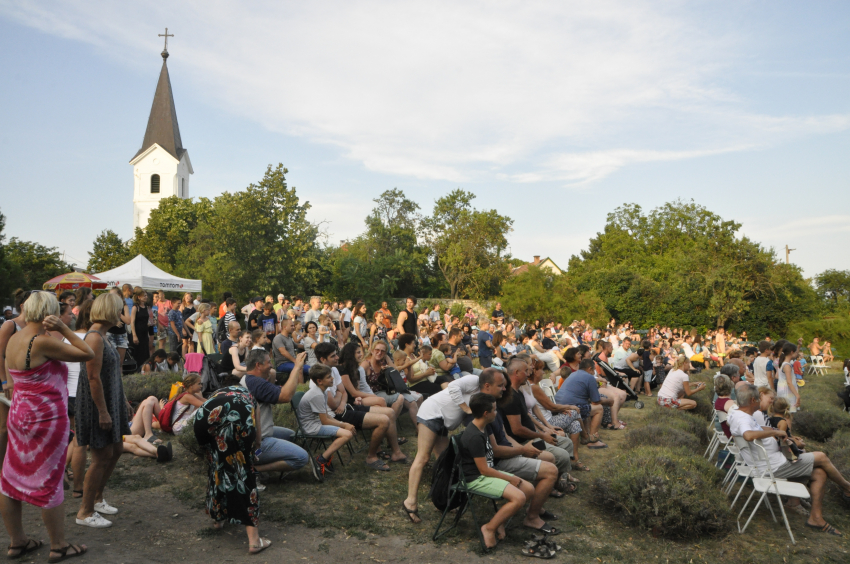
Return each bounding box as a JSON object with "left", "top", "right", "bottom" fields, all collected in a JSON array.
[{"left": 130, "top": 33, "right": 193, "bottom": 230}]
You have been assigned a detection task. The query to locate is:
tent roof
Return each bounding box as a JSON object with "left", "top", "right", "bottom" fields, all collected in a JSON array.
[{"left": 94, "top": 255, "right": 202, "bottom": 292}]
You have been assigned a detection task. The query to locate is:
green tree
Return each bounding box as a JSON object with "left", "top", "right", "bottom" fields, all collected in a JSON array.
[
  {"left": 0, "top": 209, "right": 16, "bottom": 305},
  {"left": 5, "top": 238, "right": 73, "bottom": 290},
  {"left": 424, "top": 189, "right": 513, "bottom": 299},
  {"left": 128, "top": 196, "right": 214, "bottom": 271},
  {"left": 500, "top": 266, "right": 609, "bottom": 326},
  {"left": 815, "top": 269, "right": 850, "bottom": 307},
  {"left": 87, "top": 229, "right": 131, "bottom": 272}
]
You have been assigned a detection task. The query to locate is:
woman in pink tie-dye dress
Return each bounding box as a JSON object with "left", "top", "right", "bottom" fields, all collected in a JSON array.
[{"left": 0, "top": 292, "right": 93, "bottom": 560}]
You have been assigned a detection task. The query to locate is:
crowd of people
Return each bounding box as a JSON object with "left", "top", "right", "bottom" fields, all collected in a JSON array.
[{"left": 0, "top": 288, "right": 845, "bottom": 557}]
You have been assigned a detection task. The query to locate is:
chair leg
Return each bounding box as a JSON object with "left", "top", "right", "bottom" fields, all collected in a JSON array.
[
  {"left": 729, "top": 475, "right": 751, "bottom": 509},
  {"left": 739, "top": 491, "right": 768, "bottom": 534},
  {"left": 774, "top": 492, "right": 796, "bottom": 545},
  {"left": 467, "top": 496, "right": 489, "bottom": 553},
  {"left": 433, "top": 493, "right": 460, "bottom": 541}
]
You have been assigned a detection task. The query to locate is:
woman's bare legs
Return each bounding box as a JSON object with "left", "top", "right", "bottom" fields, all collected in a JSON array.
[
  {"left": 77, "top": 442, "right": 123, "bottom": 520},
  {"left": 71, "top": 443, "right": 86, "bottom": 496},
  {"left": 121, "top": 435, "right": 157, "bottom": 458},
  {"left": 129, "top": 396, "right": 161, "bottom": 439}
]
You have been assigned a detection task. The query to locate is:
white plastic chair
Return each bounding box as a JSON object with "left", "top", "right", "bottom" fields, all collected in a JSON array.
[
  {"left": 735, "top": 436, "right": 810, "bottom": 545},
  {"left": 809, "top": 355, "right": 828, "bottom": 376},
  {"left": 538, "top": 378, "right": 557, "bottom": 402}
]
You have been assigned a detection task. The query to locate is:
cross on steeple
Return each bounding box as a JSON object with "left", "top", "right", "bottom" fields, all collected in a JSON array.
[{"left": 158, "top": 28, "right": 174, "bottom": 58}]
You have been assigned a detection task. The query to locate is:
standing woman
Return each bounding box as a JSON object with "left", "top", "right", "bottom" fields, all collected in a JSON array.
[
  {"left": 130, "top": 288, "right": 149, "bottom": 369},
  {"left": 776, "top": 343, "right": 801, "bottom": 413},
  {"left": 181, "top": 292, "right": 196, "bottom": 355},
  {"left": 1, "top": 291, "right": 93, "bottom": 561},
  {"left": 105, "top": 288, "right": 131, "bottom": 371},
  {"left": 351, "top": 301, "right": 369, "bottom": 349},
  {"left": 72, "top": 287, "right": 92, "bottom": 317},
  {"left": 75, "top": 293, "right": 132, "bottom": 529},
  {"left": 0, "top": 290, "right": 30, "bottom": 474},
  {"left": 193, "top": 385, "right": 271, "bottom": 554}
]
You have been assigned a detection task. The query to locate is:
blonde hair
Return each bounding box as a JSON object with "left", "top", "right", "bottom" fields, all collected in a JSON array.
[
  {"left": 769, "top": 397, "right": 790, "bottom": 419},
  {"left": 183, "top": 373, "right": 201, "bottom": 388},
  {"left": 132, "top": 287, "right": 147, "bottom": 306},
  {"left": 672, "top": 354, "right": 689, "bottom": 371},
  {"left": 197, "top": 303, "right": 211, "bottom": 314},
  {"left": 757, "top": 386, "right": 774, "bottom": 398},
  {"left": 24, "top": 292, "right": 59, "bottom": 323},
  {"left": 91, "top": 293, "right": 124, "bottom": 325}
]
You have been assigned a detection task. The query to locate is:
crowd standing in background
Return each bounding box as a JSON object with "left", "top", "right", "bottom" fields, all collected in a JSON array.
[{"left": 0, "top": 287, "right": 847, "bottom": 557}]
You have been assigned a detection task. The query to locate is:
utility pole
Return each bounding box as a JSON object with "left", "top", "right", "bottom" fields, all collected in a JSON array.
[{"left": 785, "top": 244, "right": 795, "bottom": 264}]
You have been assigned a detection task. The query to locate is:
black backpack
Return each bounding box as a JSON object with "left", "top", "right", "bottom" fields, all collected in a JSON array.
[
  {"left": 216, "top": 316, "right": 228, "bottom": 343},
  {"left": 429, "top": 440, "right": 467, "bottom": 511},
  {"left": 378, "top": 366, "right": 410, "bottom": 394}
]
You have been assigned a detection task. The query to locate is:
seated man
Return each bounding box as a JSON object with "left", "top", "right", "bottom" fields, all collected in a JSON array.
[
  {"left": 298, "top": 364, "right": 355, "bottom": 479},
  {"left": 729, "top": 383, "right": 850, "bottom": 536},
  {"left": 501, "top": 358, "right": 578, "bottom": 491},
  {"left": 240, "top": 349, "right": 319, "bottom": 481},
  {"left": 554, "top": 359, "right": 608, "bottom": 449},
  {"left": 273, "top": 318, "right": 311, "bottom": 378},
  {"left": 314, "top": 342, "right": 407, "bottom": 471},
  {"left": 460, "top": 393, "right": 543, "bottom": 548}
]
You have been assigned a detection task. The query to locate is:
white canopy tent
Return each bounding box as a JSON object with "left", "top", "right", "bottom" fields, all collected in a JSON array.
[{"left": 94, "top": 254, "right": 202, "bottom": 293}]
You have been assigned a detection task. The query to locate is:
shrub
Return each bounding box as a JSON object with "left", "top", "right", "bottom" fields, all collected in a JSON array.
[
  {"left": 652, "top": 408, "right": 710, "bottom": 445},
  {"left": 591, "top": 446, "right": 732, "bottom": 538},
  {"left": 829, "top": 447, "right": 850, "bottom": 509},
  {"left": 176, "top": 430, "right": 203, "bottom": 458},
  {"left": 625, "top": 425, "right": 700, "bottom": 453},
  {"left": 123, "top": 372, "right": 181, "bottom": 405},
  {"left": 690, "top": 397, "right": 715, "bottom": 421},
  {"left": 792, "top": 409, "right": 850, "bottom": 442},
  {"left": 827, "top": 428, "right": 850, "bottom": 454},
  {"left": 449, "top": 302, "right": 466, "bottom": 319}
]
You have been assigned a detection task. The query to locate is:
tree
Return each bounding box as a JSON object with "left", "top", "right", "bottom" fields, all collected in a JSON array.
[
  {"left": 424, "top": 189, "right": 513, "bottom": 299},
  {"left": 815, "top": 269, "right": 850, "bottom": 307},
  {"left": 5, "top": 238, "right": 73, "bottom": 291},
  {"left": 500, "top": 266, "right": 609, "bottom": 327},
  {"left": 0, "top": 209, "right": 15, "bottom": 305},
  {"left": 128, "top": 196, "right": 214, "bottom": 272},
  {"left": 87, "top": 229, "right": 131, "bottom": 272}
]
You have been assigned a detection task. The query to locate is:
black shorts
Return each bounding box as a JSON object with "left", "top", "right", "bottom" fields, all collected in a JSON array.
[
  {"left": 68, "top": 399, "right": 76, "bottom": 419},
  {"left": 338, "top": 405, "right": 367, "bottom": 429}
]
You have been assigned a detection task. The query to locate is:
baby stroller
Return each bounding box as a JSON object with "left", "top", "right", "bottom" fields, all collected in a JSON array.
[{"left": 592, "top": 353, "right": 644, "bottom": 409}]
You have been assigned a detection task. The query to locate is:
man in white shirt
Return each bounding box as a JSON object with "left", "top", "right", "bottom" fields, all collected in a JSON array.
[
  {"left": 304, "top": 296, "right": 322, "bottom": 326},
  {"left": 402, "top": 369, "right": 506, "bottom": 524},
  {"left": 610, "top": 339, "right": 631, "bottom": 368},
  {"left": 729, "top": 383, "right": 850, "bottom": 535}
]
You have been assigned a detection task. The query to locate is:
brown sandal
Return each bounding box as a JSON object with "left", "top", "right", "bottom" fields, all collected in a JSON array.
[
  {"left": 47, "top": 543, "right": 87, "bottom": 563},
  {"left": 8, "top": 538, "right": 43, "bottom": 559}
]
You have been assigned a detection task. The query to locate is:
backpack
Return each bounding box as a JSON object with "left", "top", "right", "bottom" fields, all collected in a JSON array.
[
  {"left": 378, "top": 366, "right": 410, "bottom": 394},
  {"left": 158, "top": 392, "right": 188, "bottom": 433},
  {"left": 429, "top": 440, "right": 467, "bottom": 511},
  {"left": 200, "top": 355, "right": 225, "bottom": 397},
  {"left": 216, "top": 317, "right": 228, "bottom": 344}
]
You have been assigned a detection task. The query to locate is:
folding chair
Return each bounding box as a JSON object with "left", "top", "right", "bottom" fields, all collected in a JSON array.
[
  {"left": 538, "top": 379, "right": 557, "bottom": 402},
  {"left": 809, "top": 355, "right": 828, "bottom": 376},
  {"left": 290, "top": 391, "right": 352, "bottom": 466},
  {"left": 432, "top": 436, "right": 503, "bottom": 552},
  {"left": 735, "top": 436, "right": 810, "bottom": 545}
]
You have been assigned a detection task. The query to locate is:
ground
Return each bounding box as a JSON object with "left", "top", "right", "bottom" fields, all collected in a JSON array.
[{"left": 3, "top": 364, "right": 850, "bottom": 563}]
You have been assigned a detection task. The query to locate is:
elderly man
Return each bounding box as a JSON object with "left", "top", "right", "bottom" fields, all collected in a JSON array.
[{"left": 729, "top": 383, "right": 850, "bottom": 536}]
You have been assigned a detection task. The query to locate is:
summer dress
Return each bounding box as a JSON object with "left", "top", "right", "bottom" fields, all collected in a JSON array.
[
  {"left": 76, "top": 331, "right": 131, "bottom": 449},
  {"left": 0, "top": 336, "right": 69, "bottom": 508}
]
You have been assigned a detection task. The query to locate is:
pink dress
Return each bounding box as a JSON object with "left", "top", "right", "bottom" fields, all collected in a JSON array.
[{"left": 0, "top": 355, "right": 69, "bottom": 509}]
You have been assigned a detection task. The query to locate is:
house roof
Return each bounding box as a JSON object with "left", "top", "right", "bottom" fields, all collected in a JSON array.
[
  {"left": 130, "top": 52, "right": 185, "bottom": 162},
  {"left": 510, "top": 256, "right": 563, "bottom": 276}
]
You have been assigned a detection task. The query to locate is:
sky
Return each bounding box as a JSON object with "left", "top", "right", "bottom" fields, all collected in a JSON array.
[{"left": 0, "top": 1, "right": 848, "bottom": 279}]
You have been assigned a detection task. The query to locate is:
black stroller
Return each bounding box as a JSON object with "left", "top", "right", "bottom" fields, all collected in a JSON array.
[{"left": 592, "top": 353, "right": 644, "bottom": 409}]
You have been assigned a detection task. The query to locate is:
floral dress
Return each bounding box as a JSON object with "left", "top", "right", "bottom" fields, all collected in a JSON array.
[{"left": 193, "top": 386, "right": 259, "bottom": 526}]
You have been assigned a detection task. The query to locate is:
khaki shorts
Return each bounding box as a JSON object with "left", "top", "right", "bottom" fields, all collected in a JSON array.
[
  {"left": 772, "top": 452, "right": 814, "bottom": 480},
  {"left": 495, "top": 456, "right": 541, "bottom": 481},
  {"left": 466, "top": 472, "right": 513, "bottom": 498}
]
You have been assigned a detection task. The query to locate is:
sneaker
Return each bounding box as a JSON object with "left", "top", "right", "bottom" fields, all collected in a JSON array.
[
  {"left": 76, "top": 512, "right": 112, "bottom": 528},
  {"left": 94, "top": 500, "right": 118, "bottom": 515},
  {"left": 309, "top": 455, "right": 324, "bottom": 482},
  {"left": 315, "top": 456, "right": 332, "bottom": 478}
]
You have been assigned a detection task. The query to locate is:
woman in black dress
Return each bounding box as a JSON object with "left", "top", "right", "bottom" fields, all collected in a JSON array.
[{"left": 129, "top": 288, "right": 149, "bottom": 367}]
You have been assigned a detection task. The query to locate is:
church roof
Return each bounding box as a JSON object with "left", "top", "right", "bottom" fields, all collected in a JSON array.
[{"left": 131, "top": 53, "right": 185, "bottom": 162}]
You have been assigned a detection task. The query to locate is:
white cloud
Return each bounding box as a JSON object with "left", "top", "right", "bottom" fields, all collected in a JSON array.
[{"left": 2, "top": 0, "right": 849, "bottom": 186}]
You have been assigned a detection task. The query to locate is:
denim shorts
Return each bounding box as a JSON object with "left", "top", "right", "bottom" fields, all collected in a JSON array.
[
  {"left": 417, "top": 416, "right": 448, "bottom": 437},
  {"left": 376, "top": 390, "right": 422, "bottom": 405},
  {"left": 107, "top": 332, "right": 128, "bottom": 350},
  {"left": 257, "top": 427, "right": 309, "bottom": 470}
]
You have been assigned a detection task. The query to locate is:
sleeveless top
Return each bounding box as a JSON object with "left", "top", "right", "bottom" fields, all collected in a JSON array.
[
  {"left": 134, "top": 304, "right": 149, "bottom": 334},
  {"left": 401, "top": 309, "right": 417, "bottom": 335}
]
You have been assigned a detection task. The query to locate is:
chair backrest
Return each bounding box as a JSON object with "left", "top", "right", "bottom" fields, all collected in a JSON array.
[
  {"left": 717, "top": 410, "right": 728, "bottom": 423},
  {"left": 450, "top": 435, "right": 471, "bottom": 486},
  {"left": 538, "top": 379, "right": 557, "bottom": 401},
  {"left": 290, "top": 390, "right": 307, "bottom": 429},
  {"left": 734, "top": 435, "right": 778, "bottom": 477}
]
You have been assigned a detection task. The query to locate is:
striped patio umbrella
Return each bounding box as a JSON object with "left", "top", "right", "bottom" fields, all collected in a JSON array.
[{"left": 43, "top": 272, "right": 108, "bottom": 291}]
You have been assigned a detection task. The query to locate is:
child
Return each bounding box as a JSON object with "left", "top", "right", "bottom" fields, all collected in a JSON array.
[
  {"left": 195, "top": 304, "right": 215, "bottom": 355},
  {"left": 459, "top": 393, "right": 547, "bottom": 549},
  {"left": 298, "top": 364, "right": 355, "bottom": 478},
  {"left": 251, "top": 328, "right": 269, "bottom": 350}
]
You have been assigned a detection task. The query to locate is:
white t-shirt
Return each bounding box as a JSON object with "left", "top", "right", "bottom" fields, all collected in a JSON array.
[
  {"left": 341, "top": 307, "right": 352, "bottom": 323},
  {"left": 658, "top": 369, "right": 689, "bottom": 400},
  {"left": 63, "top": 333, "right": 86, "bottom": 398},
  {"left": 681, "top": 343, "right": 696, "bottom": 359},
  {"left": 308, "top": 366, "right": 343, "bottom": 415},
  {"left": 752, "top": 356, "right": 770, "bottom": 388},
  {"left": 727, "top": 409, "right": 787, "bottom": 472}
]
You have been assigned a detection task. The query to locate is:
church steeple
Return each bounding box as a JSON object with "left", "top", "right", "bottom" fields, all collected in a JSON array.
[
  {"left": 130, "top": 29, "right": 193, "bottom": 231},
  {"left": 131, "top": 47, "right": 185, "bottom": 162}
]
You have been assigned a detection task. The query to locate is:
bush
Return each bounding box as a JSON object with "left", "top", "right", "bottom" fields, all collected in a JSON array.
[
  {"left": 123, "top": 372, "right": 181, "bottom": 405},
  {"left": 449, "top": 302, "right": 466, "bottom": 319},
  {"left": 652, "top": 408, "right": 710, "bottom": 445},
  {"left": 625, "top": 425, "right": 700, "bottom": 453},
  {"left": 827, "top": 428, "right": 850, "bottom": 454},
  {"left": 591, "top": 446, "right": 732, "bottom": 538},
  {"left": 792, "top": 409, "right": 850, "bottom": 442},
  {"left": 176, "top": 430, "right": 203, "bottom": 458},
  {"left": 690, "top": 397, "right": 715, "bottom": 421},
  {"left": 829, "top": 447, "right": 850, "bottom": 509}
]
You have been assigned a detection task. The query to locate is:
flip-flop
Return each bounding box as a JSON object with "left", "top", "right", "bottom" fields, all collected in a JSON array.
[
  {"left": 7, "top": 538, "right": 43, "bottom": 560},
  {"left": 401, "top": 502, "right": 421, "bottom": 524},
  {"left": 572, "top": 461, "right": 590, "bottom": 472},
  {"left": 805, "top": 521, "right": 842, "bottom": 536},
  {"left": 248, "top": 538, "right": 272, "bottom": 554},
  {"left": 365, "top": 459, "right": 391, "bottom": 472},
  {"left": 390, "top": 456, "right": 410, "bottom": 464},
  {"left": 396, "top": 437, "right": 408, "bottom": 445},
  {"left": 539, "top": 509, "right": 559, "bottom": 521},
  {"left": 587, "top": 443, "right": 608, "bottom": 449},
  {"left": 524, "top": 522, "right": 560, "bottom": 535},
  {"left": 71, "top": 490, "right": 83, "bottom": 499},
  {"left": 521, "top": 544, "right": 555, "bottom": 559},
  {"left": 376, "top": 450, "right": 392, "bottom": 460}
]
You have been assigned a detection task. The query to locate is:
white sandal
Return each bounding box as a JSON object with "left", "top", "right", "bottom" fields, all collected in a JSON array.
[{"left": 249, "top": 538, "right": 271, "bottom": 554}]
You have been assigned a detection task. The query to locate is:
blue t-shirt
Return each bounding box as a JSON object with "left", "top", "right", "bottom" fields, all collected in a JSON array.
[
  {"left": 167, "top": 309, "right": 183, "bottom": 335},
  {"left": 478, "top": 331, "right": 493, "bottom": 359},
  {"left": 555, "top": 369, "right": 601, "bottom": 406},
  {"left": 766, "top": 360, "right": 774, "bottom": 372},
  {"left": 242, "top": 374, "right": 281, "bottom": 404}
]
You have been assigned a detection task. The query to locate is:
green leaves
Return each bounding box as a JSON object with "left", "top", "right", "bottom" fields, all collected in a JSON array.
[
  {"left": 87, "top": 229, "right": 131, "bottom": 272},
  {"left": 5, "top": 237, "right": 74, "bottom": 290},
  {"left": 500, "top": 266, "right": 609, "bottom": 327}
]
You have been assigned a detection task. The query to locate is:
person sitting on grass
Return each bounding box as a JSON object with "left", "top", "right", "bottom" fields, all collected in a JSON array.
[
  {"left": 240, "top": 349, "right": 319, "bottom": 482},
  {"left": 121, "top": 434, "right": 172, "bottom": 462},
  {"left": 297, "top": 364, "right": 356, "bottom": 479},
  {"left": 460, "top": 393, "right": 542, "bottom": 548},
  {"left": 729, "top": 383, "right": 850, "bottom": 536},
  {"left": 656, "top": 355, "right": 705, "bottom": 410},
  {"left": 140, "top": 349, "right": 168, "bottom": 374},
  {"left": 554, "top": 358, "right": 608, "bottom": 449}
]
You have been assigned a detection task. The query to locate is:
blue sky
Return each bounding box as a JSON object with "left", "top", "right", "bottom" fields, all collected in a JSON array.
[{"left": 1, "top": 1, "right": 848, "bottom": 279}]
